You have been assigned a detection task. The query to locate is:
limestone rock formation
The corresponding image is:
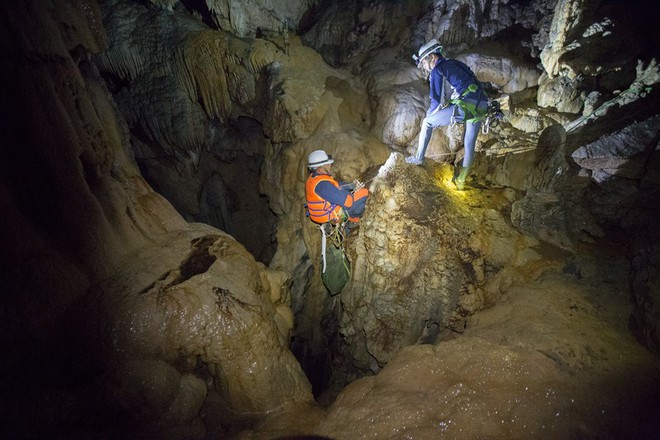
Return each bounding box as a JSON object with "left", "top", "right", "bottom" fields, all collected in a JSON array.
[
  {"left": 338, "top": 156, "right": 541, "bottom": 374},
  {"left": 1, "top": 1, "right": 311, "bottom": 438},
  {"left": 458, "top": 53, "right": 541, "bottom": 95},
  {"left": 203, "top": 0, "right": 315, "bottom": 38},
  {"left": 571, "top": 114, "right": 660, "bottom": 181},
  {"left": 96, "top": 229, "right": 312, "bottom": 433},
  {"left": 314, "top": 270, "right": 660, "bottom": 440},
  {"left": 302, "top": 1, "right": 426, "bottom": 67}
]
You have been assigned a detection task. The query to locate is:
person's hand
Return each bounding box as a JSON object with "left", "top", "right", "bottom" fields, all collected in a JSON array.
[{"left": 353, "top": 179, "right": 364, "bottom": 190}]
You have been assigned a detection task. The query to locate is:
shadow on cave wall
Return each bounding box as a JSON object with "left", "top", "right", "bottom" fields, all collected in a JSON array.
[{"left": 135, "top": 116, "right": 278, "bottom": 264}]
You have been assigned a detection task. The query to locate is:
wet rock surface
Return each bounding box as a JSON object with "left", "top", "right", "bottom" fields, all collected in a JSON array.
[
  {"left": 313, "top": 268, "right": 660, "bottom": 440},
  {"left": 96, "top": 228, "right": 312, "bottom": 436}
]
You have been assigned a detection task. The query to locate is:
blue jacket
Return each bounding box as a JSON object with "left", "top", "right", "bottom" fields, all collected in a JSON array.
[
  {"left": 309, "top": 170, "right": 353, "bottom": 207},
  {"left": 428, "top": 57, "right": 487, "bottom": 115}
]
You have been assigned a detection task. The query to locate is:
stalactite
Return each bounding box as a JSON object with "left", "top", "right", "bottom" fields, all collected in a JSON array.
[
  {"left": 175, "top": 30, "right": 232, "bottom": 121},
  {"left": 173, "top": 29, "right": 278, "bottom": 121},
  {"left": 95, "top": 48, "right": 145, "bottom": 81},
  {"left": 203, "top": 0, "right": 227, "bottom": 21},
  {"left": 93, "top": 6, "right": 147, "bottom": 81},
  {"left": 247, "top": 39, "right": 277, "bottom": 73}
]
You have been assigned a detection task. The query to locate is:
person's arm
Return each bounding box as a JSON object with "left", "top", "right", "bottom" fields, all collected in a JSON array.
[
  {"left": 427, "top": 68, "right": 444, "bottom": 115},
  {"left": 338, "top": 181, "right": 356, "bottom": 191},
  {"left": 316, "top": 180, "right": 353, "bottom": 208},
  {"left": 441, "top": 77, "right": 452, "bottom": 107}
]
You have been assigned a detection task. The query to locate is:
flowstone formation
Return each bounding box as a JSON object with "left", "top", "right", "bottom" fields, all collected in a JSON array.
[
  {"left": 338, "top": 156, "right": 541, "bottom": 375},
  {"left": 313, "top": 270, "right": 660, "bottom": 440},
  {"left": 95, "top": 228, "right": 313, "bottom": 437}
]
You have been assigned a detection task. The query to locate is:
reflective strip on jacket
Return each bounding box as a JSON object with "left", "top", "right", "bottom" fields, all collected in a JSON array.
[{"left": 306, "top": 173, "right": 347, "bottom": 224}]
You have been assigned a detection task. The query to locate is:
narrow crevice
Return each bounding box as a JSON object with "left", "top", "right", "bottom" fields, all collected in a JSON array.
[{"left": 175, "top": 235, "right": 219, "bottom": 283}]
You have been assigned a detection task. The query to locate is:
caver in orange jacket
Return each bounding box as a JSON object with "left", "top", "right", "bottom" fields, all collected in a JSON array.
[{"left": 305, "top": 173, "right": 368, "bottom": 224}]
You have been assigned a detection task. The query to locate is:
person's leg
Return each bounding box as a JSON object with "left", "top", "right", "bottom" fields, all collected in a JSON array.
[
  {"left": 407, "top": 107, "right": 454, "bottom": 164},
  {"left": 452, "top": 120, "right": 481, "bottom": 190},
  {"left": 346, "top": 187, "right": 369, "bottom": 221},
  {"left": 461, "top": 119, "right": 482, "bottom": 170},
  {"left": 344, "top": 188, "right": 369, "bottom": 236},
  {"left": 412, "top": 118, "right": 434, "bottom": 163},
  {"left": 453, "top": 101, "right": 487, "bottom": 189}
]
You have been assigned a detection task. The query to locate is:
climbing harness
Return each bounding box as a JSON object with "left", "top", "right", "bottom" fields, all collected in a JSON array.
[
  {"left": 305, "top": 181, "right": 366, "bottom": 296},
  {"left": 450, "top": 83, "right": 488, "bottom": 127},
  {"left": 448, "top": 84, "right": 504, "bottom": 134}
]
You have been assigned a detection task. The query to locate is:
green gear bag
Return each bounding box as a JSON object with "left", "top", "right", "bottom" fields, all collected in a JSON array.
[{"left": 321, "top": 243, "right": 351, "bottom": 296}]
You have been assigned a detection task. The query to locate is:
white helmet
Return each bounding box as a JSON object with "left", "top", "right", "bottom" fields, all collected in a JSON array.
[
  {"left": 308, "top": 149, "right": 334, "bottom": 169},
  {"left": 413, "top": 38, "right": 443, "bottom": 67}
]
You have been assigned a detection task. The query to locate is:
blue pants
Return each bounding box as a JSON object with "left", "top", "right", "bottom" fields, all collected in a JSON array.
[
  {"left": 346, "top": 188, "right": 368, "bottom": 221},
  {"left": 413, "top": 101, "right": 487, "bottom": 168}
]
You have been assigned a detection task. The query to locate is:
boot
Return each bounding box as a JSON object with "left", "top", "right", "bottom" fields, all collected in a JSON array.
[
  {"left": 452, "top": 166, "right": 469, "bottom": 190},
  {"left": 405, "top": 155, "right": 423, "bottom": 166},
  {"left": 344, "top": 220, "right": 359, "bottom": 237}
]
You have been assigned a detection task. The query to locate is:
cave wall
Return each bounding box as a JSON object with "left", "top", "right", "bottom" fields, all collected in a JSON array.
[
  {"left": 0, "top": 0, "right": 186, "bottom": 433},
  {"left": 0, "top": 1, "right": 313, "bottom": 438},
  {"left": 0, "top": 0, "right": 170, "bottom": 352},
  {"left": 94, "top": 0, "right": 282, "bottom": 263},
  {"left": 92, "top": 0, "right": 660, "bottom": 396}
]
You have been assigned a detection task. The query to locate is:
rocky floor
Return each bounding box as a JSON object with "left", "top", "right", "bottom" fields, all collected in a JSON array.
[{"left": 235, "top": 234, "right": 660, "bottom": 440}]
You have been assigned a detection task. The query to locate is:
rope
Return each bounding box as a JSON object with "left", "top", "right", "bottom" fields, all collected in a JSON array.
[
  {"left": 320, "top": 224, "right": 327, "bottom": 273},
  {"left": 319, "top": 221, "right": 345, "bottom": 269},
  {"left": 329, "top": 223, "right": 345, "bottom": 248},
  {"left": 424, "top": 151, "right": 459, "bottom": 160},
  {"left": 565, "top": 82, "right": 654, "bottom": 133},
  {"left": 357, "top": 175, "right": 377, "bottom": 186}
]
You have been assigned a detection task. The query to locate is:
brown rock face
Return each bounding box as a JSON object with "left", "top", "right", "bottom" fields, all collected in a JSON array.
[
  {"left": 96, "top": 229, "right": 312, "bottom": 432},
  {"left": 0, "top": 1, "right": 311, "bottom": 438}
]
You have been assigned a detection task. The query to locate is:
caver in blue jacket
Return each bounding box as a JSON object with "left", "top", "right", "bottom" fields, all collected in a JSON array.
[{"left": 407, "top": 39, "right": 488, "bottom": 190}]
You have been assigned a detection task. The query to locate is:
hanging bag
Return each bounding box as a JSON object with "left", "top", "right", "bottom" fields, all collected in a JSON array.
[{"left": 319, "top": 223, "right": 351, "bottom": 295}]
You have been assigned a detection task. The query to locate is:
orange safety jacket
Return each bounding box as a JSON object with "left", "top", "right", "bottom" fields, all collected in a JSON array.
[{"left": 305, "top": 173, "right": 350, "bottom": 224}]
